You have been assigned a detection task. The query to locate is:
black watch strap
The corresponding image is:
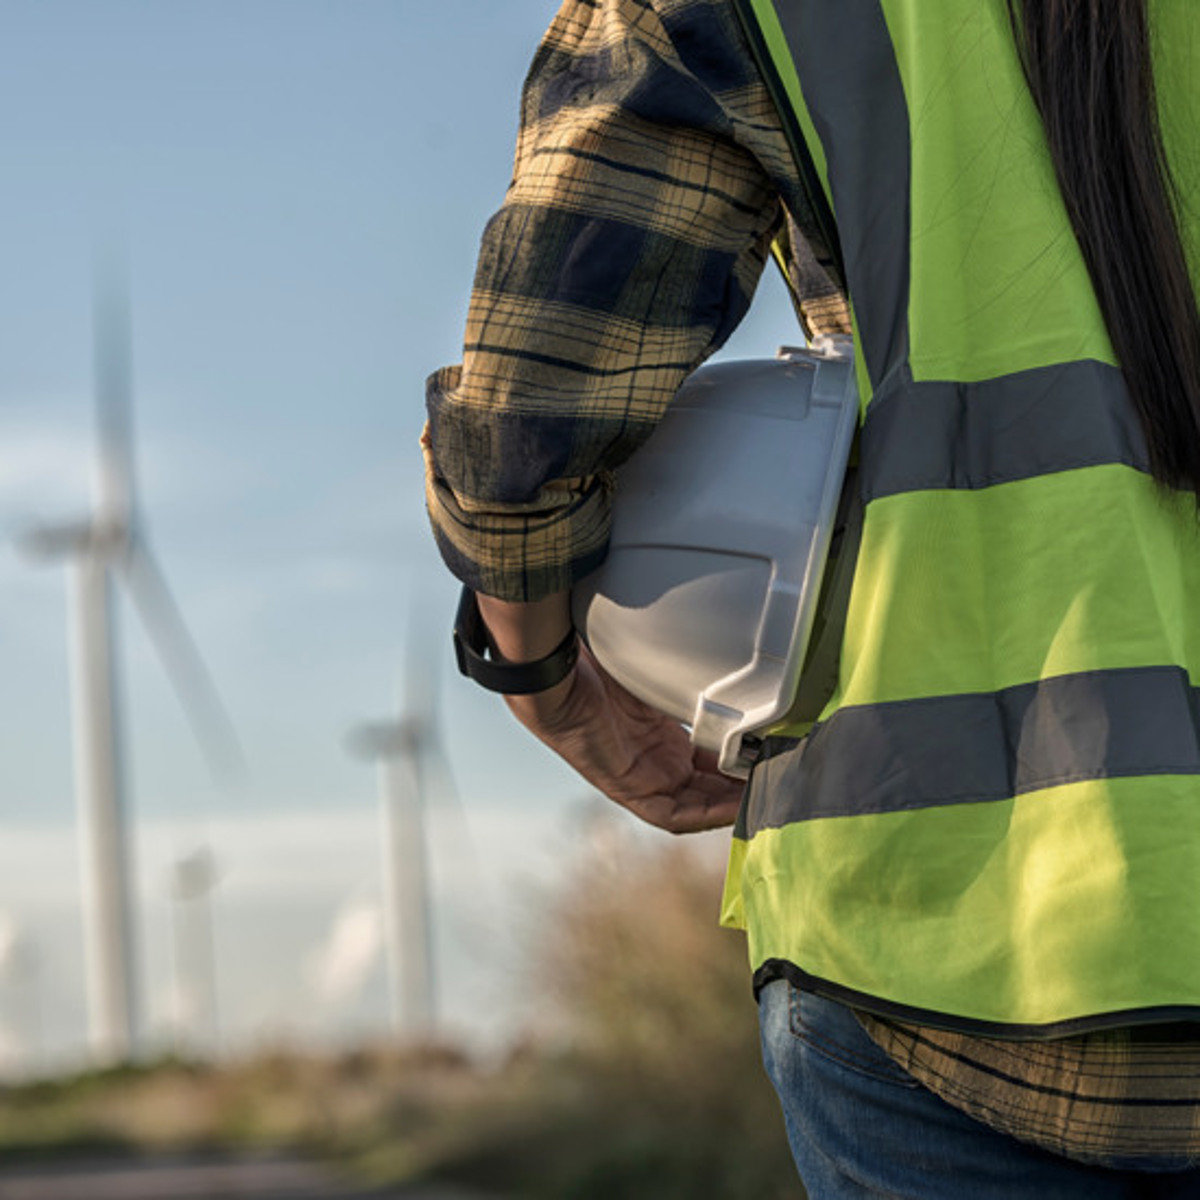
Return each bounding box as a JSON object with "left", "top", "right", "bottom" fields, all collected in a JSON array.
[{"left": 452, "top": 586, "right": 580, "bottom": 695}]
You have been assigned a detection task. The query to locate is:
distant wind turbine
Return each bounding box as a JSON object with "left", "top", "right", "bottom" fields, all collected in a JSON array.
[
  {"left": 19, "top": 258, "right": 244, "bottom": 1066},
  {"left": 347, "top": 616, "right": 464, "bottom": 1039},
  {"left": 168, "top": 845, "right": 221, "bottom": 1057}
]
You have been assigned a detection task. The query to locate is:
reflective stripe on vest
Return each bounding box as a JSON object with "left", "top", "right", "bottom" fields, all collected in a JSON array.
[{"left": 725, "top": 0, "right": 1200, "bottom": 1034}]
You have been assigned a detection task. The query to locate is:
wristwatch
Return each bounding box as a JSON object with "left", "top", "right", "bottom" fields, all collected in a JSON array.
[{"left": 452, "top": 585, "right": 580, "bottom": 695}]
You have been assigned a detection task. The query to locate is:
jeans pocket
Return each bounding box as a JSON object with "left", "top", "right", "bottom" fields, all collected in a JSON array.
[{"left": 787, "top": 984, "right": 922, "bottom": 1089}]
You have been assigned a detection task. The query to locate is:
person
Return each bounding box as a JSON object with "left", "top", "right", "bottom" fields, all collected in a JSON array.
[{"left": 422, "top": 0, "right": 1200, "bottom": 1194}]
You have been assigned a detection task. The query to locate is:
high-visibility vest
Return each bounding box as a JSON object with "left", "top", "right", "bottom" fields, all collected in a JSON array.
[{"left": 721, "top": 0, "right": 1200, "bottom": 1036}]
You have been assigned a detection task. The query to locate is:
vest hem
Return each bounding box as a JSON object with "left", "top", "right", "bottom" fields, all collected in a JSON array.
[{"left": 752, "top": 959, "right": 1200, "bottom": 1041}]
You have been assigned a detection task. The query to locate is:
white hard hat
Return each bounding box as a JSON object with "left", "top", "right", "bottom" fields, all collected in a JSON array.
[{"left": 572, "top": 337, "right": 859, "bottom": 778}]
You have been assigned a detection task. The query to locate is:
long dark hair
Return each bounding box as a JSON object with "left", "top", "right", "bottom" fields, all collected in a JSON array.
[{"left": 1007, "top": 0, "right": 1200, "bottom": 496}]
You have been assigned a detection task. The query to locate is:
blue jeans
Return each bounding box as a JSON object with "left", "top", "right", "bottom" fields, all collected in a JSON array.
[{"left": 758, "top": 980, "right": 1200, "bottom": 1198}]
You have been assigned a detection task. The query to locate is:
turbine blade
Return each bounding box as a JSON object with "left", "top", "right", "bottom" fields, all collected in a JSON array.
[
  {"left": 400, "top": 599, "right": 488, "bottom": 891},
  {"left": 420, "top": 703, "right": 492, "bottom": 898},
  {"left": 403, "top": 599, "right": 441, "bottom": 732},
  {"left": 92, "top": 249, "right": 137, "bottom": 527},
  {"left": 119, "top": 537, "right": 247, "bottom": 782},
  {"left": 425, "top": 740, "right": 471, "bottom": 848}
]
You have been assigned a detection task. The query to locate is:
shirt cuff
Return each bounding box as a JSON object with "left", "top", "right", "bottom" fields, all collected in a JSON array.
[{"left": 422, "top": 424, "right": 613, "bottom": 602}]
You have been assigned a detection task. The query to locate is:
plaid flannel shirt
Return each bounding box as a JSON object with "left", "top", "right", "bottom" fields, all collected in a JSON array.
[
  {"left": 423, "top": 0, "right": 846, "bottom": 604},
  {"left": 423, "top": 0, "right": 1200, "bottom": 1163}
]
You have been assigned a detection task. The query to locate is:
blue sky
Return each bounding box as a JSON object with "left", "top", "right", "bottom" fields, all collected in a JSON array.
[{"left": 0, "top": 1, "right": 798, "bottom": 1067}]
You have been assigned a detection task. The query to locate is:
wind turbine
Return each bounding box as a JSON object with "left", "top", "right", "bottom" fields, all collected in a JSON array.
[
  {"left": 347, "top": 614, "right": 464, "bottom": 1040},
  {"left": 168, "top": 845, "right": 220, "bottom": 1058},
  {"left": 20, "top": 259, "right": 243, "bottom": 1066}
]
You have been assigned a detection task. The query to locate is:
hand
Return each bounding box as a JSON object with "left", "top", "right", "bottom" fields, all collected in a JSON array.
[{"left": 504, "top": 641, "right": 745, "bottom": 834}]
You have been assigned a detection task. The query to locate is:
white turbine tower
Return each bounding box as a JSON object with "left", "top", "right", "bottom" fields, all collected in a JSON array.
[
  {"left": 348, "top": 620, "right": 462, "bottom": 1040},
  {"left": 20, "top": 260, "right": 243, "bottom": 1066}
]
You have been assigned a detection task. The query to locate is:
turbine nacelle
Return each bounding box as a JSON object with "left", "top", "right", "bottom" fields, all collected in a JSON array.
[{"left": 345, "top": 713, "right": 432, "bottom": 761}]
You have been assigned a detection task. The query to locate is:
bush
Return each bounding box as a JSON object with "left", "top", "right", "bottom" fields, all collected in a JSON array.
[{"left": 432, "top": 809, "right": 804, "bottom": 1199}]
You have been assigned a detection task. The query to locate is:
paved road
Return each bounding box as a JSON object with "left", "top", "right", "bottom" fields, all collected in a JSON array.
[{"left": 0, "top": 1153, "right": 501, "bottom": 1200}]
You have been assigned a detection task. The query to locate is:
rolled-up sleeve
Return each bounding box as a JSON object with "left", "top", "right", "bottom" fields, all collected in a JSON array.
[{"left": 424, "top": 0, "right": 787, "bottom": 601}]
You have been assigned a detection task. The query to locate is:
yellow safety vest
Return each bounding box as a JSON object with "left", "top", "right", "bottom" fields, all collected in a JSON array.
[{"left": 722, "top": 0, "right": 1200, "bottom": 1036}]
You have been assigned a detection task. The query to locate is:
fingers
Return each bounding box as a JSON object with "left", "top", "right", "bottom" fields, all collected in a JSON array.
[
  {"left": 663, "top": 792, "right": 743, "bottom": 834},
  {"left": 504, "top": 639, "right": 748, "bottom": 834},
  {"left": 615, "top": 756, "right": 746, "bottom": 834},
  {"left": 622, "top": 792, "right": 741, "bottom": 834}
]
